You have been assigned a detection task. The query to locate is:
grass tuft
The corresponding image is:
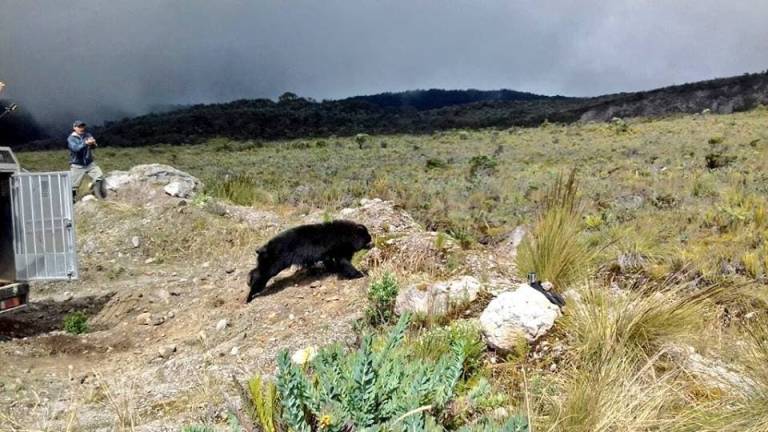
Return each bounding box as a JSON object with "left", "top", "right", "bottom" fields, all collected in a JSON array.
[{"left": 516, "top": 170, "right": 592, "bottom": 290}]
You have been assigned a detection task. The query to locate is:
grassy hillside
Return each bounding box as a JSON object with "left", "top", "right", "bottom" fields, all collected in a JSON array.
[
  {"left": 14, "top": 108, "right": 768, "bottom": 430},
  {"left": 20, "top": 107, "right": 768, "bottom": 254}
]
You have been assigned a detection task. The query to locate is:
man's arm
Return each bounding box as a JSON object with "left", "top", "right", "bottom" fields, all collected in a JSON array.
[{"left": 67, "top": 135, "right": 85, "bottom": 152}]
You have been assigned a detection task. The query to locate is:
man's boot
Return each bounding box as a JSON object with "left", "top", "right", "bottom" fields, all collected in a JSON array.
[{"left": 93, "top": 179, "right": 107, "bottom": 199}]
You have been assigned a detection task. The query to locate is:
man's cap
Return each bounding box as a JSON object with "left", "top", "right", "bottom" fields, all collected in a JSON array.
[{"left": 73, "top": 120, "right": 86, "bottom": 128}]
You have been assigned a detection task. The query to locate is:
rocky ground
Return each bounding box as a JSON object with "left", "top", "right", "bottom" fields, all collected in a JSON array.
[{"left": 0, "top": 165, "right": 527, "bottom": 431}]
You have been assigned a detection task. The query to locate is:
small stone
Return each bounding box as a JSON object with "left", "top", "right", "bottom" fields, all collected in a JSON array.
[
  {"left": 216, "top": 319, "right": 228, "bottom": 331},
  {"left": 156, "top": 289, "right": 170, "bottom": 303},
  {"left": 310, "top": 281, "right": 322, "bottom": 288},
  {"left": 131, "top": 236, "right": 141, "bottom": 248},
  {"left": 225, "top": 268, "right": 236, "bottom": 274},
  {"left": 54, "top": 291, "right": 74, "bottom": 303},
  {"left": 158, "top": 345, "right": 177, "bottom": 359},
  {"left": 202, "top": 262, "right": 210, "bottom": 268},
  {"left": 136, "top": 312, "right": 164, "bottom": 326},
  {"left": 491, "top": 407, "right": 509, "bottom": 420},
  {"left": 230, "top": 346, "right": 240, "bottom": 356},
  {"left": 288, "top": 314, "right": 296, "bottom": 320},
  {"left": 144, "top": 257, "right": 156, "bottom": 264}
]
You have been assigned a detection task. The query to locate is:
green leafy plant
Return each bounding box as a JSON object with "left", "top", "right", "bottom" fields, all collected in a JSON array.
[
  {"left": 273, "top": 314, "right": 469, "bottom": 431},
  {"left": 63, "top": 311, "right": 89, "bottom": 335},
  {"left": 468, "top": 155, "right": 498, "bottom": 179},
  {"left": 365, "top": 273, "right": 399, "bottom": 326}
]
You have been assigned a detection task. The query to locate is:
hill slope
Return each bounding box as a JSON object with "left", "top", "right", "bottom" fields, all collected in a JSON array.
[{"left": 14, "top": 70, "right": 768, "bottom": 150}]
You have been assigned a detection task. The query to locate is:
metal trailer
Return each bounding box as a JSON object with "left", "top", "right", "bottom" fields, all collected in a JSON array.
[{"left": 0, "top": 147, "right": 78, "bottom": 314}]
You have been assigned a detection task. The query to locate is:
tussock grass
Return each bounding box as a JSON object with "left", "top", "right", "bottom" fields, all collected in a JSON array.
[
  {"left": 543, "top": 354, "right": 680, "bottom": 432},
  {"left": 562, "top": 284, "right": 714, "bottom": 366},
  {"left": 516, "top": 170, "right": 592, "bottom": 290}
]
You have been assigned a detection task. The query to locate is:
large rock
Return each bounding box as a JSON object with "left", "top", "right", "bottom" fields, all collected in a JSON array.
[
  {"left": 396, "top": 276, "right": 482, "bottom": 316},
  {"left": 665, "top": 344, "right": 755, "bottom": 393},
  {"left": 336, "top": 198, "right": 421, "bottom": 235},
  {"left": 480, "top": 283, "right": 561, "bottom": 349},
  {"left": 105, "top": 164, "right": 202, "bottom": 198}
]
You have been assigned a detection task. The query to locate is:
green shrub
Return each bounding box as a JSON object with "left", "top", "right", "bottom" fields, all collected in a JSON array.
[
  {"left": 468, "top": 155, "right": 498, "bottom": 178},
  {"left": 275, "top": 314, "right": 470, "bottom": 431},
  {"left": 63, "top": 311, "right": 89, "bottom": 334},
  {"left": 705, "top": 152, "right": 737, "bottom": 169},
  {"left": 426, "top": 158, "right": 449, "bottom": 170},
  {"left": 355, "top": 133, "right": 370, "bottom": 148},
  {"left": 365, "top": 273, "right": 399, "bottom": 326},
  {"left": 415, "top": 320, "right": 486, "bottom": 375}
]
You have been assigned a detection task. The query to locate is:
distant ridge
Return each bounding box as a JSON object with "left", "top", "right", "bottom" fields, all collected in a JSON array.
[{"left": 11, "top": 70, "right": 768, "bottom": 151}]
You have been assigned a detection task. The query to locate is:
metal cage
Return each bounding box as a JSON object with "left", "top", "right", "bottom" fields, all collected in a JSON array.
[{"left": 10, "top": 172, "right": 78, "bottom": 281}]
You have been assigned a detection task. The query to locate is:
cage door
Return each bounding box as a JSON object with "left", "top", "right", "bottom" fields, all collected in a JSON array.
[{"left": 10, "top": 172, "right": 78, "bottom": 281}]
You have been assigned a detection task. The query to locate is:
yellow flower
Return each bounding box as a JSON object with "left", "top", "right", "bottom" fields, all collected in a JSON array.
[{"left": 319, "top": 414, "right": 333, "bottom": 429}]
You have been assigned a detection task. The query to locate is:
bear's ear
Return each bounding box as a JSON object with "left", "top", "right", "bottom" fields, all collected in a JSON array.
[{"left": 356, "top": 223, "right": 368, "bottom": 232}]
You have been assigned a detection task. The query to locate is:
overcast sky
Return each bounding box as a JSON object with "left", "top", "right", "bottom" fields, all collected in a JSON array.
[{"left": 1, "top": 0, "right": 767, "bottom": 128}]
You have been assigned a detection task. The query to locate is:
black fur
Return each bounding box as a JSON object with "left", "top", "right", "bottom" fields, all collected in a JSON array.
[
  {"left": 530, "top": 281, "right": 566, "bottom": 308},
  {"left": 246, "top": 220, "right": 373, "bottom": 302}
]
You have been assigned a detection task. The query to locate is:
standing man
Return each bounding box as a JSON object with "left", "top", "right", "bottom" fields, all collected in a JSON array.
[{"left": 68, "top": 120, "right": 106, "bottom": 201}]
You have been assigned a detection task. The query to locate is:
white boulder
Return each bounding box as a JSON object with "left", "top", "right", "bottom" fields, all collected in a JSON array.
[{"left": 480, "top": 283, "right": 561, "bottom": 350}]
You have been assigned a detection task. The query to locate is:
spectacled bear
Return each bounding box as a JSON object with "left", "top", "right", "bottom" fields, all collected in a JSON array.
[{"left": 246, "top": 220, "right": 373, "bottom": 303}]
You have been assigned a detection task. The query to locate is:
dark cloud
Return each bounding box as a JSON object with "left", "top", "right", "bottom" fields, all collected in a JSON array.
[{"left": 1, "top": 0, "right": 766, "bottom": 129}]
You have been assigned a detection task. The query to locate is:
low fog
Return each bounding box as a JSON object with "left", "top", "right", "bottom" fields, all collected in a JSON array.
[{"left": 1, "top": 0, "right": 767, "bottom": 130}]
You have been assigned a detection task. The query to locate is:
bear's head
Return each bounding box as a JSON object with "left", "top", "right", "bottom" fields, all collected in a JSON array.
[
  {"left": 247, "top": 268, "right": 262, "bottom": 296},
  {"left": 352, "top": 223, "right": 373, "bottom": 251}
]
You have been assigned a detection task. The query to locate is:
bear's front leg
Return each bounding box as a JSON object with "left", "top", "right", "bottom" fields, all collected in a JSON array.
[{"left": 335, "top": 258, "right": 365, "bottom": 279}]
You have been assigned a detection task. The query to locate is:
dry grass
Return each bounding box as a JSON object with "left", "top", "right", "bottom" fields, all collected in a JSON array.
[
  {"left": 562, "top": 284, "right": 715, "bottom": 366},
  {"left": 541, "top": 353, "right": 681, "bottom": 432},
  {"left": 516, "top": 170, "right": 593, "bottom": 290}
]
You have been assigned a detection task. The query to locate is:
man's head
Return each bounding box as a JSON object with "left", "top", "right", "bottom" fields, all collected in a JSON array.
[{"left": 73, "top": 120, "right": 87, "bottom": 134}]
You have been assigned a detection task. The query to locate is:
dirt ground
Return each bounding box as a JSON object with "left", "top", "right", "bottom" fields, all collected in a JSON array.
[
  {"left": 0, "top": 181, "right": 371, "bottom": 431},
  {"left": 0, "top": 168, "right": 517, "bottom": 431}
]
